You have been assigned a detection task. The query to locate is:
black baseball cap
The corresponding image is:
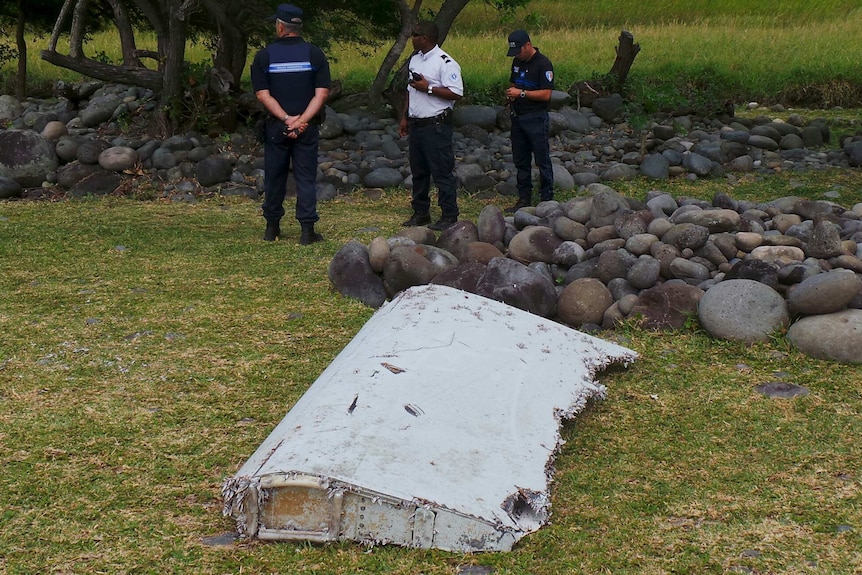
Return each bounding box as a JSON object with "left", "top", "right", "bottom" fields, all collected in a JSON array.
[{"left": 507, "top": 29, "right": 530, "bottom": 57}]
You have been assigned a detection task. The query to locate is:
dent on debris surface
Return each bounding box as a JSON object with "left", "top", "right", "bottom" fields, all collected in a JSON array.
[{"left": 222, "top": 284, "right": 637, "bottom": 552}]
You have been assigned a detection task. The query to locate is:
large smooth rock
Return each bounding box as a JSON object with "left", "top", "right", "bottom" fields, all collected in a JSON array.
[
  {"left": 698, "top": 279, "right": 789, "bottom": 342},
  {"left": 629, "top": 283, "right": 704, "bottom": 330},
  {"left": 437, "top": 220, "right": 479, "bottom": 262},
  {"left": 476, "top": 204, "right": 506, "bottom": 246},
  {"left": 328, "top": 240, "right": 388, "bottom": 308},
  {"left": 508, "top": 226, "right": 563, "bottom": 265},
  {"left": 557, "top": 278, "right": 612, "bottom": 327},
  {"left": 787, "top": 269, "right": 862, "bottom": 315},
  {"left": 0, "top": 129, "right": 59, "bottom": 186},
  {"left": 99, "top": 146, "right": 139, "bottom": 172},
  {"left": 787, "top": 309, "right": 862, "bottom": 363},
  {"left": 474, "top": 257, "right": 557, "bottom": 318},
  {"left": 383, "top": 244, "right": 458, "bottom": 296}
]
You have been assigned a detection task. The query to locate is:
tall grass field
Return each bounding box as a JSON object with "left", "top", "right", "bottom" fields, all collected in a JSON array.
[{"left": 4, "top": 0, "right": 862, "bottom": 108}]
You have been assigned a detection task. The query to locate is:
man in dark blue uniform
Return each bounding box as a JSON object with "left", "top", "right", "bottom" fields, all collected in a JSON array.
[
  {"left": 251, "top": 4, "right": 330, "bottom": 244},
  {"left": 504, "top": 29, "right": 554, "bottom": 213}
]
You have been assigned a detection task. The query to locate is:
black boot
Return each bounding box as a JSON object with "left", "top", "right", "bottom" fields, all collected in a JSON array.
[
  {"left": 299, "top": 223, "right": 324, "bottom": 245},
  {"left": 401, "top": 212, "right": 431, "bottom": 227},
  {"left": 263, "top": 222, "right": 281, "bottom": 241}
]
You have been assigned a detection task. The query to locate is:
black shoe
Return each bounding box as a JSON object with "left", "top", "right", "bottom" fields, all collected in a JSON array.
[
  {"left": 299, "top": 224, "right": 324, "bottom": 245},
  {"left": 429, "top": 217, "right": 457, "bottom": 231},
  {"left": 263, "top": 222, "right": 280, "bottom": 241},
  {"left": 504, "top": 200, "right": 530, "bottom": 214},
  {"left": 402, "top": 212, "right": 431, "bottom": 227}
]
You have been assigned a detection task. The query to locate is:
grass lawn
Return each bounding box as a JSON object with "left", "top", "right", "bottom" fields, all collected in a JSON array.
[{"left": 1, "top": 170, "right": 861, "bottom": 574}]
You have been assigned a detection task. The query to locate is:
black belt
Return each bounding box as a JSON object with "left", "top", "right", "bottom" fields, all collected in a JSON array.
[{"left": 408, "top": 109, "right": 452, "bottom": 127}]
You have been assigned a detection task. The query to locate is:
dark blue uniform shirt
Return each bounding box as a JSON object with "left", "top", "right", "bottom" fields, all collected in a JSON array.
[
  {"left": 251, "top": 36, "right": 331, "bottom": 116},
  {"left": 510, "top": 48, "right": 554, "bottom": 115}
]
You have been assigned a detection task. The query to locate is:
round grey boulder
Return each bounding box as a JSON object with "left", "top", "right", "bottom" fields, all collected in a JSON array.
[
  {"left": 0, "top": 129, "right": 59, "bottom": 186},
  {"left": 508, "top": 226, "right": 563, "bottom": 265},
  {"left": 476, "top": 204, "right": 506, "bottom": 246},
  {"left": 557, "top": 277, "right": 613, "bottom": 327},
  {"left": 788, "top": 269, "right": 862, "bottom": 315},
  {"left": 787, "top": 309, "right": 862, "bottom": 363},
  {"left": 99, "top": 146, "right": 140, "bottom": 172},
  {"left": 698, "top": 279, "right": 789, "bottom": 343},
  {"left": 362, "top": 167, "right": 403, "bottom": 188},
  {"left": 328, "top": 240, "right": 388, "bottom": 308}
]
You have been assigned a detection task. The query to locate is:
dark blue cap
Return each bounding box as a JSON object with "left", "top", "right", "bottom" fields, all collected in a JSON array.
[
  {"left": 272, "top": 3, "right": 302, "bottom": 24},
  {"left": 507, "top": 29, "right": 530, "bottom": 57}
]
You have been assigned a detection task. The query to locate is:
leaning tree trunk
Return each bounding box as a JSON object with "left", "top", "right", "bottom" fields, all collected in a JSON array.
[
  {"left": 571, "top": 30, "right": 640, "bottom": 107},
  {"left": 201, "top": 0, "right": 249, "bottom": 86},
  {"left": 40, "top": 51, "right": 163, "bottom": 90},
  {"left": 69, "top": 0, "right": 91, "bottom": 58},
  {"left": 609, "top": 30, "right": 640, "bottom": 87},
  {"left": 433, "top": 0, "right": 470, "bottom": 44},
  {"left": 107, "top": 0, "right": 144, "bottom": 67},
  {"left": 370, "top": 0, "right": 419, "bottom": 106},
  {"left": 376, "top": 0, "right": 470, "bottom": 114}
]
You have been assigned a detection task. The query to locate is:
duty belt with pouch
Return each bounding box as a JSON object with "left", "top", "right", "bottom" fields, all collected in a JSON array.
[{"left": 408, "top": 108, "right": 452, "bottom": 127}]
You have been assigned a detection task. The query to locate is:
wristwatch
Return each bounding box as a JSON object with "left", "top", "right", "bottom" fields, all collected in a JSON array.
[
  {"left": 520, "top": 90, "right": 526, "bottom": 99},
  {"left": 427, "top": 85, "right": 433, "bottom": 95}
]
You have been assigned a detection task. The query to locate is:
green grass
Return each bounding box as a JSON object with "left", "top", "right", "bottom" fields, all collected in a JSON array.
[
  {"left": 1, "top": 171, "right": 861, "bottom": 573},
  {"left": 4, "top": 1, "right": 862, "bottom": 108}
]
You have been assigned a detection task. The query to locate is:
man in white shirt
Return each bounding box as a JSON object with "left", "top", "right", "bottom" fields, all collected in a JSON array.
[{"left": 398, "top": 21, "right": 463, "bottom": 231}]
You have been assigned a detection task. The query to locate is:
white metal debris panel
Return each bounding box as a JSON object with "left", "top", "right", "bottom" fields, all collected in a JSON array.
[{"left": 223, "top": 284, "right": 636, "bottom": 551}]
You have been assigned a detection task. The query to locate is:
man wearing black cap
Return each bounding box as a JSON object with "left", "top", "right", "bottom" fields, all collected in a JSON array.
[
  {"left": 504, "top": 29, "right": 554, "bottom": 213},
  {"left": 399, "top": 20, "right": 464, "bottom": 232},
  {"left": 251, "top": 3, "right": 330, "bottom": 245}
]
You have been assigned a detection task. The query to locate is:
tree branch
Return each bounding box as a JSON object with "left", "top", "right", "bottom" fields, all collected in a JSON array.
[
  {"left": 49, "top": 0, "right": 76, "bottom": 52},
  {"left": 40, "top": 50, "right": 164, "bottom": 92}
]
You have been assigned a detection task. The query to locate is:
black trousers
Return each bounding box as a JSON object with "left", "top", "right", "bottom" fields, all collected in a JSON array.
[
  {"left": 408, "top": 121, "right": 459, "bottom": 219},
  {"left": 262, "top": 120, "right": 320, "bottom": 225},
  {"left": 511, "top": 111, "right": 554, "bottom": 203}
]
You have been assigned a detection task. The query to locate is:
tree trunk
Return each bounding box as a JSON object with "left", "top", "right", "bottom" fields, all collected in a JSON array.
[
  {"left": 40, "top": 50, "right": 164, "bottom": 91},
  {"left": 107, "top": 0, "right": 144, "bottom": 67},
  {"left": 69, "top": 0, "right": 90, "bottom": 58},
  {"left": 149, "top": 0, "right": 190, "bottom": 137},
  {"left": 15, "top": 0, "right": 26, "bottom": 99},
  {"left": 571, "top": 30, "right": 640, "bottom": 107},
  {"left": 49, "top": 0, "right": 76, "bottom": 51},
  {"left": 369, "top": 0, "right": 418, "bottom": 105},
  {"left": 434, "top": 0, "right": 470, "bottom": 44},
  {"left": 201, "top": 0, "right": 249, "bottom": 87},
  {"left": 608, "top": 30, "right": 640, "bottom": 86},
  {"left": 374, "top": 0, "right": 469, "bottom": 114}
]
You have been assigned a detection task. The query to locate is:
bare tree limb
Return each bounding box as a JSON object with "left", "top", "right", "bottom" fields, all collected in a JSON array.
[
  {"left": 369, "top": 0, "right": 418, "bottom": 104},
  {"left": 106, "top": 0, "right": 144, "bottom": 67},
  {"left": 69, "top": 0, "right": 90, "bottom": 58},
  {"left": 40, "top": 50, "right": 163, "bottom": 91},
  {"left": 49, "top": 0, "right": 76, "bottom": 52}
]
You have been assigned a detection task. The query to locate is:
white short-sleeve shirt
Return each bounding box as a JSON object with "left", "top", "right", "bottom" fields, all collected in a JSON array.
[{"left": 407, "top": 45, "right": 464, "bottom": 119}]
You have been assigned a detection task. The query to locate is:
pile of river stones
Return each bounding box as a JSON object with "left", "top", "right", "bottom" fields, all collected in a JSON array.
[
  {"left": 1, "top": 82, "right": 861, "bottom": 363},
  {"left": 328, "top": 191, "right": 862, "bottom": 364},
  {"left": 3, "top": 81, "right": 862, "bottom": 200}
]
